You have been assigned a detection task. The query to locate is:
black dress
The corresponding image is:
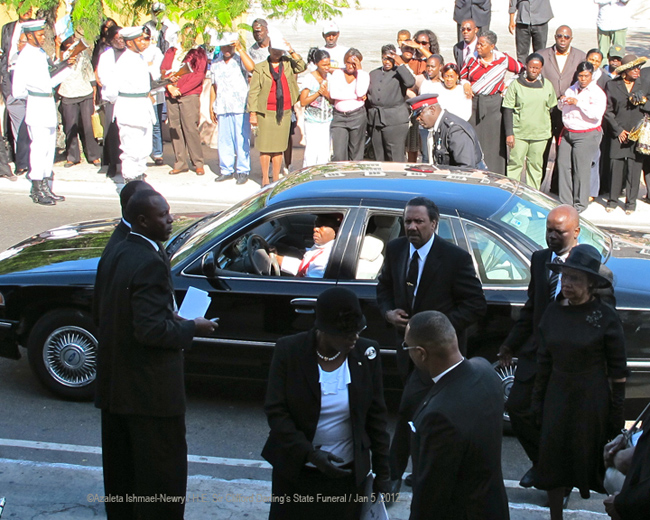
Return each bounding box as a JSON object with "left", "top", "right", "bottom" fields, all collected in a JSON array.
[{"left": 532, "top": 297, "right": 627, "bottom": 498}]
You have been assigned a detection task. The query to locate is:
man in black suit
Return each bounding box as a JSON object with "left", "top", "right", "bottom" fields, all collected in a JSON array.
[
  {"left": 498, "top": 204, "right": 580, "bottom": 488},
  {"left": 452, "top": 19, "right": 479, "bottom": 69},
  {"left": 1, "top": 6, "right": 33, "bottom": 175},
  {"left": 93, "top": 190, "right": 217, "bottom": 519},
  {"left": 101, "top": 180, "right": 154, "bottom": 257},
  {"left": 377, "top": 196, "right": 486, "bottom": 492},
  {"left": 537, "top": 26, "right": 586, "bottom": 188},
  {"left": 453, "top": 0, "right": 491, "bottom": 41},
  {"left": 406, "top": 311, "right": 509, "bottom": 520},
  {"left": 409, "top": 94, "right": 485, "bottom": 169}
]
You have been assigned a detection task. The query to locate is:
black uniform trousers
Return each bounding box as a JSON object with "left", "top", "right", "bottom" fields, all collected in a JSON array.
[
  {"left": 101, "top": 410, "right": 187, "bottom": 520},
  {"left": 514, "top": 23, "right": 549, "bottom": 64},
  {"left": 102, "top": 102, "right": 122, "bottom": 177},
  {"left": 60, "top": 94, "right": 101, "bottom": 164}
]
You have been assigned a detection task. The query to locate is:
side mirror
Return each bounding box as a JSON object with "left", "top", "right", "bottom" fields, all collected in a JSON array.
[{"left": 201, "top": 251, "right": 217, "bottom": 278}]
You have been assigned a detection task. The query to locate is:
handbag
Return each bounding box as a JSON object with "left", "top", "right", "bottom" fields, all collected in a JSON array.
[
  {"left": 628, "top": 115, "right": 650, "bottom": 155},
  {"left": 603, "top": 401, "right": 650, "bottom": 494},
  {"left": 91, "top": 112, "right": 103, "bottom": 140}
]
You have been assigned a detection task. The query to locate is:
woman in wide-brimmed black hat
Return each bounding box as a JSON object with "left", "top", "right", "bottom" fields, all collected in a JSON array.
[{"left": 531, "top": 244, "right": 628, "bottom": 519}]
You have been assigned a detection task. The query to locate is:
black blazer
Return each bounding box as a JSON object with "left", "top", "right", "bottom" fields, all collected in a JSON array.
[
  {"left": 0, "top": 21, "right": 17, "bottom": 99},
  {"left": 93, "top": 234, "right": 195, "bottom": 416},
  {"left": 614, "top": 426, "right": 650, "bottom": 519},
  {"left": 453, "top": 0, "right": 491, "bottom": 27},
  {"left": 432, "top": 111, "right": 484, "bottom": 168},
  {"left": 102, "top": 220, "right": 130, "bottom": 258},
  {"left": 605, "top": 76, "right": 650, "bottom": 160},
  {"left": 367, "top": 64, "right": 415, "bottom": 128},
  {"left": 377, "top": 235, "right": 487, "bottom": 377},
  {"left": 502, "top": 248, "right": 552, "bottom": 380},
  {"left": 537, "top": 46, "right": 586, "bottom": 99},
  {"left": 410, "top": 358, "right": 509, "bottom": 520},
  {"left": 261, "top": 330, "right": 390, "bottom": 487},
  {"left": 453, "top": 41, "right": 465, "bottom": 69}
]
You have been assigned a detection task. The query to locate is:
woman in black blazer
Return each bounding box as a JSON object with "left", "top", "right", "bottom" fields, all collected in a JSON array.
[{"left": 262, "top": 288, "right": 391, "bottom": 519}]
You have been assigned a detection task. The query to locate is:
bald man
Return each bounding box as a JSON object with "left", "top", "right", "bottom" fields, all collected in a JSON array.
[
  {"left": 498, "top": 204, "right": 580, "bottom": 488},
  {"left": 406, "top": 311, "right": 508, "bottom": 520}
]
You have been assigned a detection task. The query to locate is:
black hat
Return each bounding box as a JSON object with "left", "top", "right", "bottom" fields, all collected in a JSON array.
[
  {"left": 407, "top": 94, "right": 439, "bottom": 116},
  {"left": 315, "top": 287, "right": 367, "bottom": 336},
  {"left": 547, "top": 244, "right": 611, "bottom": 288},
  {"left": 314, "top": 213, "right": 342, "bottom": 230}
]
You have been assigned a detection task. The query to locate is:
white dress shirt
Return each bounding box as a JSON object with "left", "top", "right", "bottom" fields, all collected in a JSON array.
[{"left": 409, "top": 233, "right": 435, "bottom": 297}]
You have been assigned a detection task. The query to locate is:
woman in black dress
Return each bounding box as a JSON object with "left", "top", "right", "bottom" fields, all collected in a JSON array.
[{"left": 532, "top": 244, "right": 627, "bottom": 519}]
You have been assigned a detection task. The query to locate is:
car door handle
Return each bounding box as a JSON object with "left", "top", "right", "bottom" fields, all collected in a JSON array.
[{"left": 291, "top": 298, "right": 317, "bottom": 314}]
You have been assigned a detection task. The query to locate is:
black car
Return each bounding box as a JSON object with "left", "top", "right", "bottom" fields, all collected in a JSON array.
[{"left": 1, "top": 163, "right": 650, "bottom": 412}]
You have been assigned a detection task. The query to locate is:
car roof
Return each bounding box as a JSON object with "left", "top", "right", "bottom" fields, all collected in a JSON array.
[{"left": 265, "top": 162, "right": 520, "bottom": 218}]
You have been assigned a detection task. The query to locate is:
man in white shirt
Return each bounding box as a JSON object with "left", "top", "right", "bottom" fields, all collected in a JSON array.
[
  {"left": 320, "top": 21, "right": 348, "bottom": 70},
  {"left": 104, "top": 27, "right": 156, "bottom": 184},
  {"left": 13, "top": 20, "right": 72, "bottom": 205}
]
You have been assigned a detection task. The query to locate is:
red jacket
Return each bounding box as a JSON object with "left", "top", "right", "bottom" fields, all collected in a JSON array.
[{"left": 161, "top": 46, "right": 208, "bottom": 97}]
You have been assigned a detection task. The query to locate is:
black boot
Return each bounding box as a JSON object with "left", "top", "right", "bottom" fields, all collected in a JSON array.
[
  {"left": 30, "top": 180, "right": 55, "bottom": 205},
  {"left": 42, "top": 177, "right": 65, "bottom": 202}
]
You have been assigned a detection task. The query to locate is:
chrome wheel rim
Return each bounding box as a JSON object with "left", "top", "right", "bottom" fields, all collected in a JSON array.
[
  {"left": 492, "top": 359, "right": 517, "bottom": 422},
  {"left": 43, "top": 326, "right": 97, "bottom": 388}
]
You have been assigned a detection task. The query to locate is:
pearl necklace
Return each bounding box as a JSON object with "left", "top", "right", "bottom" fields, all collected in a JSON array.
[{"left": 316, "top": 350, "right": 341, "bottom": 362}]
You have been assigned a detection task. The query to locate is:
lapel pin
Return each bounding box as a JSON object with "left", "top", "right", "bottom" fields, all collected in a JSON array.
[{"left": 364, "top": 346, "right": 377, "bottom": 359}]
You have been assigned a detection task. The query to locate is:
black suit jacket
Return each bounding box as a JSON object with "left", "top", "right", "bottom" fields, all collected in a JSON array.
[
  {"left": 605, "top": 75, "right": 650, "bottom": 160},
  {"left": 453, "top": 0, "right": 491, "bottom": 27},
  {"left": 261, "top": 330, "right": 390, "bottom": 487},
  {"left": 432, "top": 111, "right": 484, "bottom": 168},
  {"left": 0, "top": 21, "right": 17, "bottom": 99},
  {"left": 614, "top": 426, "right": 650, "bottom": 519},
  {"left": 377, "top": 235, "right": 487, "bottom": 377},
  {"left": 410, "top": 358, "right": 509, "bottom": 520},
  {"left": 93, "top": 233, "right": 195, "bottom": 416},
  {"left": 367, "top": 64, "right": 415, "bottom": 127},
  {"left": 536, "top": 46, "right": 586, "bottom": 99},
  {"left": 102, "top": 220, "right": 130, "bottom": 258},
  {"left": 453, "top": 41, "right": 465, "bottom": 69},
  {"left": 502, "top": 248, "right": 552, "bottom": 380}
]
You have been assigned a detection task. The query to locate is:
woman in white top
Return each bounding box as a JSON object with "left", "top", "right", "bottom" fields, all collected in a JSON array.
[
  {"left": 437, "top": 62, "right": 473, "bottom": 121},
  {"left": 262, "top": 287, "right": 391, "bottom": 519},
  {"left": 300, "top": 48, "right": 333, "bottom": 167},
  {"left": 328, "top": 48, "right": 369, "bottom": 161}
]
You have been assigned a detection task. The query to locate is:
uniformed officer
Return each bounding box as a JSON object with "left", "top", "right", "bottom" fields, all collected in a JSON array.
[
  {"left": 104, "top": 26, "right": 156, "bottom": 185},
  {"left": 12, "top": 20, "right": 71, "bottom": 205},
  {"left": 408, "top": 93, "right": 486, "bottom": 169}
]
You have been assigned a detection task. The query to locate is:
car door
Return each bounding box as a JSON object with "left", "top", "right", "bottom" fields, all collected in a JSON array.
[{"left": 174, "top": 205, "right": 359, "bottom": 381}]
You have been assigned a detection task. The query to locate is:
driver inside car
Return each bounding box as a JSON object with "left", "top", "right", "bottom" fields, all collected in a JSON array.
[{"left": 255, "top": 214, "right": 342, "bottom": 277}]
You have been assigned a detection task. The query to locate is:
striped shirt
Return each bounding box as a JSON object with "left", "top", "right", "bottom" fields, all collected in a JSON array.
[{"left": 460, "top": 51, "right": 523, "bottom": 95}]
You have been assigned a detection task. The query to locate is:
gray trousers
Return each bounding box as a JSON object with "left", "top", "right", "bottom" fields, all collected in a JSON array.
[
  {"left": 370, "top": 121, "right": 408, "bottom": 162},
  {"left": 6, "top": 95, "right": 29, "bottom": 171},
  {"left": 331, "top": 107, "right": 367, "bottom": 161},
  {"left": 558, "top": 129, "right": 602, "bottom": 213},
  {"left": 167, "top": 94, "right": 203, "bottom": 170}
]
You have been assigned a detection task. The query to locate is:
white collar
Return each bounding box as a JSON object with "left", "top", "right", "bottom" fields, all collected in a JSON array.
[
  {"left": 409, "top": 233, "right": 435, "bottom": 260},
  {"left": 433, "top": 108, "right": 446, "bottom": 133},
  {"left": 433, "top": 357, "right": 464, "bottom": 384},
  {"left": 130, "top": 232, "right": 160, "bottom": 251},
  {"left": 122, "top": 218, "right": 132, "bottom": 229},
  {"left": 550, "top": 250, "right": 570, "bottom": 263}
]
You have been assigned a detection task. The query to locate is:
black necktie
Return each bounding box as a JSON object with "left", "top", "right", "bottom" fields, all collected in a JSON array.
[
  {"left": 406, "top": 251, "right": 419, "bottom": 310},
  {"left": 548, "top": 256, "right": 563, "bottom": 301}
]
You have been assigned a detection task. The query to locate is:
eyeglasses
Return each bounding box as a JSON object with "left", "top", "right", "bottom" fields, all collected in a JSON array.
[
  {"left": 416, "top": 40, "right": 429, "bottom": 45},
  {"left": 555, "top": 34, "right": 571, "bottom": 40},
  {"left": 460, "top": 27, "right": 474, "bottom": 32},
  {"left": 401, "top": 341, "right": 419, "bottom": 351}
]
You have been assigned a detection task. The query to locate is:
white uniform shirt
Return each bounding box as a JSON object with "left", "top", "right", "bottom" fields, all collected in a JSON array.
[
  {"left": 97, "top": 47, "right": 119, "bottom": 102},
  {"left": 12, "top": 43, "right": 68, "bottom": 127},
  {"left": 595, "top": 0, "right": 629, "bottom": 32},
  {"left": 105, "top": 48, "right": 156, "bottom": 127},
  {"left": 141, "top": 45, "right": 164, "bottom": 104}
]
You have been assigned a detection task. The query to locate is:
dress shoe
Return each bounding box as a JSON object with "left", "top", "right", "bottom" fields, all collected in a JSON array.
[
  {"left": 236, "top": 173, "right": 248, "bottom": 185},
  {"left": 563, "top": 488, "right": 571, "bottom": 509},
  {"left": 14, "top": 168, "right": 28, "bottom": 176},
  {"left": 154, "top": 157, "right": 164, "bottom": 166},
  {"left": 519, "top": 466, "right": 536, "bottom": 488},
  {"left": 42, "top": 178, "right": 65, "bottom": 202},
  {"left": 625, "top": 209, "right": 635, "bottom": 215},
  {"left": 0, "top": 171, "right": 17, "bottom": 182},
  {"left": 404, "top": 473, "right": 412, "bottom": 487},
  {"left": 64, "top": 161, "right": 79, "bottom": 168},
  {"left": 30, "top": 180, "right": 55, "bottom": 205},
  {"left": 169, "top": 168, "right": 189, "bottom": 175},
  {"left": 214, "top": 174, "right": 232, "bottom": 182},
  {"left": 195, "top": 167, "right": 205, "bottom": 176},
  {"left": 92, "top": 159, "right": 102, "bottom": 166}
]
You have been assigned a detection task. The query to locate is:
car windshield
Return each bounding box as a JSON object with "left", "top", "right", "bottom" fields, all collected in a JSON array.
[
  {"left": 490, "top": 187, "right": 611, "bottom": 258},
  {"left": 169, "top": 194, "right": 267, "bottom": 267}
]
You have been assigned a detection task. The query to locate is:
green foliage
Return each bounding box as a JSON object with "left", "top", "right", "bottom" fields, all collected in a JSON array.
[{"left": 261, "top": 0, "right": 357, "bottom": 24}]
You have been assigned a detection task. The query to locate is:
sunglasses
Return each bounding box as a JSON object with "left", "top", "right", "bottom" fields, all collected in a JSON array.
[
  {"left": 555, "top": 34, "right": 571, "bottom": 39},
  {"left": 460, "top": 27, "right": 474, "bottom": 32},
  {"left": 416, "top": 40, "right": 429, "bottom": 45},
  {"left": 401, "top": 341, "right": 419, "bottom": 351}
]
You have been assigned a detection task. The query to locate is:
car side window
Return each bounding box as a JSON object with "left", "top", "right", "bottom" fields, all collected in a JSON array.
[
  {"left": 354, "top": 215, "right": 454, "bottom": 280},
  {"left": 464, "top": 222, "right": 530, "bottom": 284},
  {"left": 216, "top": 212, "right": 342, "bottom": 279}
]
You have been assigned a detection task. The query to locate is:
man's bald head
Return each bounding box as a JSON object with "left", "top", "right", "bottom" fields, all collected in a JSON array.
[
  {"left": 546, "top": 204, "right": 580, "bottom": 255},
  {"left": 119, "top": 180, "right": 154, "bottom": 219},
  {"left": 405, "top": 311, "right": 462, "bottom": 377}
]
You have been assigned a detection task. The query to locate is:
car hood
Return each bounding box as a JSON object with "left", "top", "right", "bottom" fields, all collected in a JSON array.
[{"left": 0, "top": 215, "right": 206, "bottom": 277}]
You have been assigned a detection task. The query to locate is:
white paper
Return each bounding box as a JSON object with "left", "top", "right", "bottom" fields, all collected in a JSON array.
[{"left": 178, "top": 286, "right": 211, "bottom": 319}]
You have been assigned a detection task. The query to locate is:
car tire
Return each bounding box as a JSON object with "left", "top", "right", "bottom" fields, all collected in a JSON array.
[
  {"left": 492, "top": 358, "right": 517, "bottom": 431},
  {"left": 27, "top": 308, "right": 97, "bottom": 401}
]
